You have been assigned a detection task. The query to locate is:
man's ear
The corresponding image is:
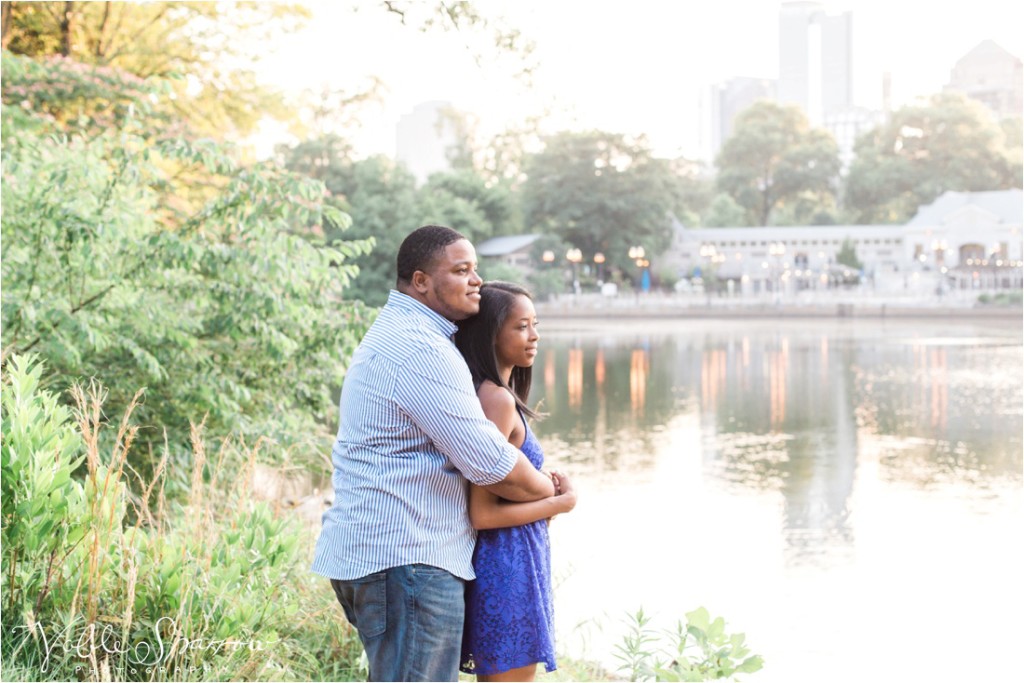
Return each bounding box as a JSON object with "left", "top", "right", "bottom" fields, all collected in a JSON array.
[{"left": 411, "top": 269, "right": 430, "bottom": 294}]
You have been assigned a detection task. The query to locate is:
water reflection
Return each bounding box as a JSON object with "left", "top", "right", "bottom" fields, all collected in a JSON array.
[
  {"left": 531, "top": 320, "right": 1023, "bottom": 567},
  {"left": 568, "top": 347, "right": 584, "bottom": 409}
]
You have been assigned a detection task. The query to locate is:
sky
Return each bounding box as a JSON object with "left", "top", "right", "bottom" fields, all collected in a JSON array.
[{"left": 251, "top": 0, "right": 1024, "bottom": 161}]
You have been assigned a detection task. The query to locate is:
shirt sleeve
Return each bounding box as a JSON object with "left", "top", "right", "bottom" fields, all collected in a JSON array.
[{"left": 394, "top": 342, "right": 519, "bottom": 486}]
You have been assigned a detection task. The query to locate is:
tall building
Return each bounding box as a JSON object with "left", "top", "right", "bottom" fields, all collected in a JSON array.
[
  {"left": 777, "top": 2, "right": 852, "bottom": 125},
  {"left": 710, "top": 77, "right": 776, "bottom": 160},
  {"left": 823, "top": 106, "right": 885, "bottom": 172},
  {"left": 395, "top": 100, "right": 460, "bottom": 185},
  {"left": 944, "top": 40, "right": 1023, "bottom": 120},
  {"left": 776, "top": 2, "right": 875, "bottom": 171}
]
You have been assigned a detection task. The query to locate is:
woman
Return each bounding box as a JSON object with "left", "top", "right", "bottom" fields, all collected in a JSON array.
[{"left": 454, "top": 281, "right": 578, "bottom": 682}]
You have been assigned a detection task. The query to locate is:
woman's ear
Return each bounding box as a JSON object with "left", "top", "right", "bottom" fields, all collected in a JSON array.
[{"left": 411, "top": 269, "right": 430, "bottom": 294}]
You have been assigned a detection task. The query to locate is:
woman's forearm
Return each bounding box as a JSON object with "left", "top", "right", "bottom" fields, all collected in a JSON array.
[{"left": 471, "top": 494, "right": 573, "bottom": 531}]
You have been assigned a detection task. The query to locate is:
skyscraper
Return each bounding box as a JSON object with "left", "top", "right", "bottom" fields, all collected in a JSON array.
[
  {"left": 395, "top": 100, "right": 460, "bottom": 185},
  {"left": 709, "top": 77, "right": 777, "bottom": 159},
  {"left": 777, "top": 1, "right": 852, "bottom": 125},
  {"left": 944, "top": 40, "right": 1023, "bottom": 120}
]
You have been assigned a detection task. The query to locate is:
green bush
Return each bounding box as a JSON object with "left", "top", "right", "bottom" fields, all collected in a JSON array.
[
  {"left": 976, "top": 290, "right": 1023, "bottom": 306},
  {"left": 613, "top": 607, "right": 763, "bottom": 682},
  {"left": 528, "top": 268, "right": 569, "bottom": 302},
  {"left": 1, "top": 356, "right": 363, "bottom": 681}
]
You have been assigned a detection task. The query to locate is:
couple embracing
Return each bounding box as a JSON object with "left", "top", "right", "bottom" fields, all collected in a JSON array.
[{"left": 311, "top": 225, "right": 579, "bottom": 681}]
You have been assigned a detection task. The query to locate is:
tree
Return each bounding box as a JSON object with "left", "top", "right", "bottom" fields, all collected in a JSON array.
[
  {"left": 317, "top": 153, "right": 423, "bottom": 308},
  {"left": 423, "top": 169, "right": 519, "bottom": 238},
  {"left": 475, "top": 116, "right": 545, "bottom": 187},
  {"left": 377, "top": 0, "right": 537, "bottom": 83},
  {"left": 769, "top": 191, "right": 838, "bottom": 226},
  {"left": 844, "top": 93, "right": 1023, "bottom": 223},
  {"left": 667, "top": 157, "right": 714, "bottom": 226},
  {"left": 279, "top": 136, "right": 524, "bottom": 307},
  {"left": 1001, "top": 117, "right": 1023, "bottom": 171},
  {"left": 835, "top": 238, "right": 863, "bottom": 270},
  {"left": 521, "top": 131, "right": 682, "bottom": 277},
  {"left": 1, "top": 1, "right": 312, "bottom": 138},
  {"left": 715, "top": 101, "right": 841, "bottom": 226},
  {"left": 2, "top": 52, "right": 372, "bottom": 457},
  {"left": 703, "top": 193, "right": 747, "bottom": 227}
]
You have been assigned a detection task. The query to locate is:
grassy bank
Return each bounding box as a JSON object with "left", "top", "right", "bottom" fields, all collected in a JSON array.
[{"left": 1, "top": 355, "right": 366, "bottom": 681}]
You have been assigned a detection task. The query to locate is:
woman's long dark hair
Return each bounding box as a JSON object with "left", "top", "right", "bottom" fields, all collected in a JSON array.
[{"left": 454, "top": 281, "right": 541, "bottom": 421}]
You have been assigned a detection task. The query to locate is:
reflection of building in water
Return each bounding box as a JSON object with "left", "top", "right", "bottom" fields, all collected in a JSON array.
[
  {"left": 930, "top": 349, "right": 948, "bottom": 430},
  {"left": 568, "top": 348, "right": 584, "bottom": 409},
  {"left": 629, "top": 348, "right": 649, "bottom": 416},
  {"left": 695, "top": 330, "right": 858, "bottom": 566},
  {"left": 592, "top": 346, "right": 608, "bottom": 467},
  {"left": 701, "top": 349, "right": 727, "bottom": 412},
  {"left": 544, "top": 348, "right": 556, "bottom": 391},
  {"left": 910, "top": 343, "right": 950, "bottom": 433},
  {"left": 780, "top": 341, "right": 858, "bottom": 567},
  {"left": 769, "top": 344, "right": 788, "bottom": 428},
  {"left": 529, "top": 340, "right": 675, "bottom": 474}
]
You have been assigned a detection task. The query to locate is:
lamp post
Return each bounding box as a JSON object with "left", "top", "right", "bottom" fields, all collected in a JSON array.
[
  {"left": 566, "top": 247, "right": 583, "bottom": 295},
  {"left": 931, "top": 240, "right": 948, "bottom": 296},
  {"left": 628, "top": 245, "right": 647, "bottom": 292},
  {"left": 593, "top": 252, "right": 606, "bottom": 286},
  {"left": 698, "top": 243, "right": 717, "bottom": 303},
  {"left": 768, "top": 241, "right": 786, "bottom": 303}
]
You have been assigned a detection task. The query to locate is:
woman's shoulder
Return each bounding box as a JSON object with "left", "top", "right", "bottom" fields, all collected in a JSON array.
[{"left": 477, "top": 380, "right": 517, "bottom": 413}]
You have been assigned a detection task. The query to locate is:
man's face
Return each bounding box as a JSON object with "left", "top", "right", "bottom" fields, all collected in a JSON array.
[{"left": 419, "top": 239, "right": 483, "bottom": 321}]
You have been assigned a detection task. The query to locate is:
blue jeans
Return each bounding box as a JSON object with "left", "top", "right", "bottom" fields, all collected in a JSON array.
[{"left": 330, "top": 564, "right": 466, "bottom": 681}]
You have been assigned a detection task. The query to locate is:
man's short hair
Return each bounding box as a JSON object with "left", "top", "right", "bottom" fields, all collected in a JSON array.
[{"left": 396, "top": 225, "right": 467, "bottom": 286}]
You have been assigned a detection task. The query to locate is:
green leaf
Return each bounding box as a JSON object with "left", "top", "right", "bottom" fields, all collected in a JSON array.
[{"left": 737, "top": 655, "right": 765, "bottom": 673}]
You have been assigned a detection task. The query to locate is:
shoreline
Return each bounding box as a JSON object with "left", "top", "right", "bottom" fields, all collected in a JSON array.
[{"left": 535, "top": 300, "right": 1023, "bottom": 322}]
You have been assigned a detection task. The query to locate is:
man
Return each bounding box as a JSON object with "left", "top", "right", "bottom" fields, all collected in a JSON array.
[{"left": 311, "top": 225, "right": 563, "bottom": 681}]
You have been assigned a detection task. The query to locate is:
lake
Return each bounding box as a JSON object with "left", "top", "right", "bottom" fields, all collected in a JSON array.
[{"left": 529, "top": 317, "right": 1023, "bottom": 682}]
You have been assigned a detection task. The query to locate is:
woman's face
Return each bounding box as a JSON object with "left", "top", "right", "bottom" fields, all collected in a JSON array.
[{"left": 494, "top": 294, "right": 539, "bottom": 371}]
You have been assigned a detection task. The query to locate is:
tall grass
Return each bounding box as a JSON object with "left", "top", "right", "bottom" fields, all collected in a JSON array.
[{"left": 1, "top": 355, "right": 364, "bottom": 681}]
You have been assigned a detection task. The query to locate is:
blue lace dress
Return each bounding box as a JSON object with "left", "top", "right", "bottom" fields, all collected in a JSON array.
[{"left": 460, "top": 415, "right": 556, "bottom": 675}]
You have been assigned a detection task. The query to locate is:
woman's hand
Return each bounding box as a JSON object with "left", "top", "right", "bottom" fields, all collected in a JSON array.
[
  {"left": 547, "top": 469, "right": 577, "bottom": 519},
  {"left": 548, "top": 469, "right": 562, "bottom": 495}
]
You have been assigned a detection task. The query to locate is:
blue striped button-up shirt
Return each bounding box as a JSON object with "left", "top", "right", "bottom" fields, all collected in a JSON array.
[{"left": 311, "top": 290, "right": 520, "bottom": 581}]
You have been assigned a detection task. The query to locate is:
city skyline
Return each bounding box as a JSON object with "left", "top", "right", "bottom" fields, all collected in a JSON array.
[{"left": 253, "top": 0, "right": 1024, "bottom": 162}]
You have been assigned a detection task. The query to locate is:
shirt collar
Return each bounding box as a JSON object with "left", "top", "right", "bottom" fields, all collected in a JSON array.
[{"left": 386, "top": 290, "right": 459, "bottom": 339}]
